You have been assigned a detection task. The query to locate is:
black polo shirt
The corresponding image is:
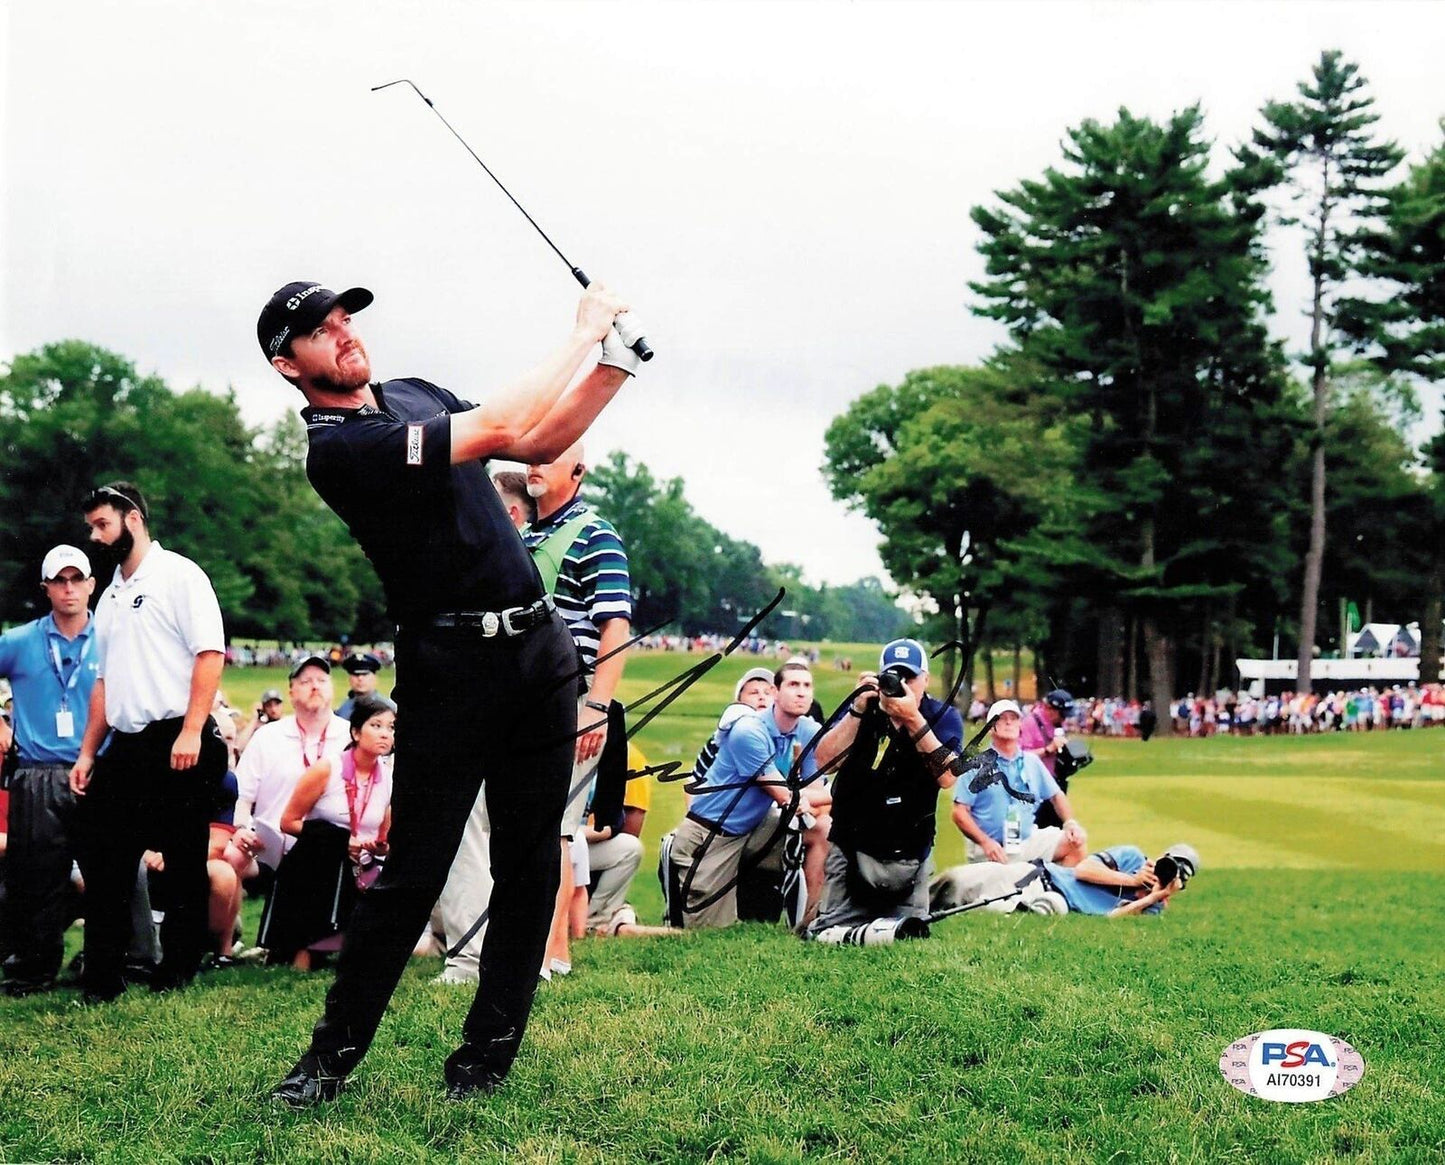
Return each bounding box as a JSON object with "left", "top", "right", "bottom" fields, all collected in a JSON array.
[{"left": 302, "top": 377, "right": 543, "bottom": 623}]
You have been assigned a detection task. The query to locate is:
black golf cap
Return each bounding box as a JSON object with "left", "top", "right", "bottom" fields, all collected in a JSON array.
[{"left": 258, "top": 281, "right": 373, "bottom": 360}]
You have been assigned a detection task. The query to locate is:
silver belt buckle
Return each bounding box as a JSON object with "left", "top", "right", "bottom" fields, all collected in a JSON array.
[
  {"left": 480, "top": 611, "right": 501, "bottom": 637},
  {"left": 500, "top": 604, "right": 525, "bottom": 636}
]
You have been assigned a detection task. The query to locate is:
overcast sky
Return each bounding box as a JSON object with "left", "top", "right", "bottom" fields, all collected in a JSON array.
[{"left": 3, "top": 1, "right": 1442, "bottom": 587}]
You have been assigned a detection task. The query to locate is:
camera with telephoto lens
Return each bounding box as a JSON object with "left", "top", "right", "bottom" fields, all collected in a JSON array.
[
  {"left": 1152, "top": 849, "right": 1196, "bottom": 891},
  {"left": 877, "top": 668, "right": 907, "bottom": 698}
]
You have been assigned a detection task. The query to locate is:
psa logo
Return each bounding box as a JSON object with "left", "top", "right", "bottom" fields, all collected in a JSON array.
[
  {"left": 1219, "top": 1028, "right": 1365, "bottom": 1103},
  {"left": 1262, "top": 1040, "right": 1334, "bottom": 1069}
]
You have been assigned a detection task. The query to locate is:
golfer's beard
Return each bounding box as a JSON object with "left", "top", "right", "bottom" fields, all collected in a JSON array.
[
  {"left": 91, "top": 527, "right": 134, "bottom": 574},
  {"left": 318, "top": 345, "right": 371, "bottom": 391},
  {"left": 526, "top": 481, "right": 546, "bottom": 499}
]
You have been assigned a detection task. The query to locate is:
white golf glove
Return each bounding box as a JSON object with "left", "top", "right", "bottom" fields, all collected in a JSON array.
[
  {"left": 613, "top": 310, "right": 647, "bottom": 350},
  {"left": 598, "top": 325, "right": 641, "bottom": 376}
]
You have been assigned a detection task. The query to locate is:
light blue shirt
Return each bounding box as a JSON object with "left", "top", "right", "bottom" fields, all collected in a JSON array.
[
  {"left": 0, "top": 613, "right": 100, "bottom": 763},
  {"left": 952, "top": 746, "right": 1060, "bottom": 844},
  {"left": 689, "top": 707, "right": 821, "bottom": 835},
  {"left": 1047, "top": 845, "right": 1162, "bottom": 915}
]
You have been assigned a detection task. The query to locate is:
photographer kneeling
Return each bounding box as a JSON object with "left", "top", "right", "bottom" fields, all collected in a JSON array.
[{"left": 807, "top": 640, "right": 964, "bottom": 945}]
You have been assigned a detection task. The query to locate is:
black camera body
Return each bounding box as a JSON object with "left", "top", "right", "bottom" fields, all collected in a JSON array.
[
  {"left": 1153, "top": 853, "right": 1194, "bottom": 890},
  {"left": 877, "top": 669, "right": 907, "bottom": 698}
]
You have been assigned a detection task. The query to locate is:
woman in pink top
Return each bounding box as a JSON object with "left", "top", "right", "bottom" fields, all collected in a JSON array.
[{"left": 258, "top": 698, "right": 395, "bottom": 970}]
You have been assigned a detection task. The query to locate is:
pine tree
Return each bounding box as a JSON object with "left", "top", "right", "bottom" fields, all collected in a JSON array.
[
  {"left": 1250, "top": 50, "right": 1403, "bottom": 692},
  {"left": 970, "top": 106, "right": 1292, "bottom": 726},
  {"left": 1338, "top": 127, "right": 1445, "bottom": 683}
]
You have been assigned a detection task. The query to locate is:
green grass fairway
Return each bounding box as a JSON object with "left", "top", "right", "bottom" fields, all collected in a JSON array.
[{"left": 2, "top": 654, "right": 1441, "bottom": 1161}]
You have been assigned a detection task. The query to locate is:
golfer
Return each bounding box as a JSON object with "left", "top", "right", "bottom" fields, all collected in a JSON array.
[{"left": 256, "top": 279, "right": 639, "bottom": 1105}]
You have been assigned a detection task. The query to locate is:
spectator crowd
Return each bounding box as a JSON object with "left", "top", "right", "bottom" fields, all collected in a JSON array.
[{"left": 37, "top": 466, "right": 1436, "bottom": 1005}]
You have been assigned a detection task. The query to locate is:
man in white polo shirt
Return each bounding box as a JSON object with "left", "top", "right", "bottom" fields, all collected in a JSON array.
[
  {"left": 68, "top": 482, "right": 228, "bottom": 1001},
  {"left": 230, "top": 655, "right": 349, "bottom": 871}
]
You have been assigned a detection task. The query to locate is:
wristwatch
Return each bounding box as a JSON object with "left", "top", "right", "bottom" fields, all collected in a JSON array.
[{"left": 584, "top": 699, "right": 610, "bottom": 714}]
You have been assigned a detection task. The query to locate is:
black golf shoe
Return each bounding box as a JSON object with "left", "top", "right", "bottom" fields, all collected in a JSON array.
[
  {"left": 443, "top": 1045, "right": 504, "bottom": 1102},
  {"left": 271, "top": 1055, "right": 348, "bottom": 1108},
  {"left": 2, "top": 977, "right": 57, "bottom": 999}
]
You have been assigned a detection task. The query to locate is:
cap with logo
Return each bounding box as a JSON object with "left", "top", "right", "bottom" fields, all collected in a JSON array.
[
  {"left": 733, "top": 666, "right": 775, "bottom": 701},
  {"left": 1162, "top": 842, "right": 1200, "bottom": 875},
  {"left": 1044, "top": 688, "right": 1074, "bottom": 709},
  {"left": 41, "top": 545, "right": 92, "bottom": 581},
  {"left": 342, "top": 653, "right": 382, "bottom": 675},
  {"left": 257, "top": 282, "right": 374, "bottom": 360},
  {"left": 879, "top": 638, "right": 928, "bottom": 677},
  {"left": 987, "top": 698, "right": 1022, "bottom": 721},
  {"left": 260, "top": 689, "right": 284, "bottom": 705},
  {"left": 288, "top": 655, "right": 333, "bottom": 681}
]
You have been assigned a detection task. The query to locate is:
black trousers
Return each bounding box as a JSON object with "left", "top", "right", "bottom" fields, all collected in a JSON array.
[
  {"left": 76, "top": 716, "right": 226, "bottom": 996},
  {"left": 305, "top": 612, "right": 576, "bottom": 1084},
  {"left": 2, "top": 763, "right": 81, "bottom": 982}
]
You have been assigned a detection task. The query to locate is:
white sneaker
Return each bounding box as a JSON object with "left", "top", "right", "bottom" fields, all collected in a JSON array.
[
  {"left": 605, "top": 905, "right": 638, "bottom": 937},
  {"left": 1028, "top": 891, "right": 1068, "bottom": 916},
  {"left": 433, "top": 968, "right": 478, "bottom": 986},
  {"left": 549, "top": 958, "right": 572, "bottom": 976}
]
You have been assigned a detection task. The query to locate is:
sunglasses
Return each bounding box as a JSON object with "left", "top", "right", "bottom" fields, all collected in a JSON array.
[{"left": 83, "top": 485, "right": 142, "bottom": 516}]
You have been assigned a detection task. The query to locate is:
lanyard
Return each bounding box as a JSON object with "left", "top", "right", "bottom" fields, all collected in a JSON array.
[
  {"left": 342, "top": 752, "right": 381, "bottom": 836},
  {"left": 47, "top": 628, "right": 93, "bottom": 707},
  {"left": 298, "top": 720, "right": 329, "bottom": 769}
]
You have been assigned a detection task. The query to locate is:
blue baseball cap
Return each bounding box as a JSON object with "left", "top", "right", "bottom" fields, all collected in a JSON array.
[{"left": 879, "top": 639, "right": 928, "bottom": 677}]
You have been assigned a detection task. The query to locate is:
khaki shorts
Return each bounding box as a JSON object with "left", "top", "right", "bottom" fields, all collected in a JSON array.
[
  {"left": 965, "top": 826, "right": 1061, "bottom": 864},
  {"left": 670, "top": 807, "right": 786, "bottom": 930}
]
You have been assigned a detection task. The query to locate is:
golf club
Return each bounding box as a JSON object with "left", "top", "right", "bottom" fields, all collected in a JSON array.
[{"left": 373, "top": 79, "right": 654, "bottom": 362}]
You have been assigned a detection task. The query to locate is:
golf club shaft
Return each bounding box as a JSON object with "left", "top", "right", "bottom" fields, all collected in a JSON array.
[{"left": 373, "top": 79, "right": 653, "bottom": 362}]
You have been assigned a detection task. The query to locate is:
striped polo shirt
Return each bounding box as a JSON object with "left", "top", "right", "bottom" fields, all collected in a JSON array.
[{"left": 523, "top": 496, "right": 632, "bottom": 669}]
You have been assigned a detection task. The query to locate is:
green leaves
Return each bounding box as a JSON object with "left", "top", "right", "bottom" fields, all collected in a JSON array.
[
  {"left": 584, "top": 451, "right": 902, "bottom": 641},
  {"left": 0, "top": 342, "right": 383, "bottom": 641}
]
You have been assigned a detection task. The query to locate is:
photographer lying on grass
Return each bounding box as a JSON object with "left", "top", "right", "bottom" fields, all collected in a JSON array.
[
  {"left": 929, "top": 842, "right": 1198, "bottom": 917},
  {"left": 1047, "top": 843, "right": 1198, "bottom": 917}
]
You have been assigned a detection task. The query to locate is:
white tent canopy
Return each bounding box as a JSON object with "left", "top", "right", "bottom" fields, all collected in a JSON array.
[{"left": 1348, "top": 623, "right": 1419, "bottom": 658}]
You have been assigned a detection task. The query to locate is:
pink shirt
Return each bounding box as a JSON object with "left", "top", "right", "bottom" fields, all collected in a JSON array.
[{"left": 1018, "top": 706, "right": 1057, "bottom": 777}]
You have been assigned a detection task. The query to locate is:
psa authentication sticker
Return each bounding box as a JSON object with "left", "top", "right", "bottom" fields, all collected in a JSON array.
[
  {"left": 406, "top": 423, "right": 424, "bottom": 465},
  {"left": 1219, "top": 1029, "right": 1365, "bottom": 1102}
]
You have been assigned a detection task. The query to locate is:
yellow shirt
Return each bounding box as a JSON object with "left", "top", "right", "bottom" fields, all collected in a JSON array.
[{"left": 623, "top": 741, "right": 652, "bottom": 812}]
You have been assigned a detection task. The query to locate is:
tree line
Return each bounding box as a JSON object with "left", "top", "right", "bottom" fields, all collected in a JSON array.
[
  {"left": 824, "top": 51, "right": 1444, "bottom": 718},
  {"left": 0, "top": 345, "right": 905, "bottom": 646}
]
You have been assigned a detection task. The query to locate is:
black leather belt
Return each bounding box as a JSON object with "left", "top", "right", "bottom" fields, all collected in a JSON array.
[
  {"left": 426, "top": 594, "right": 555, "bottom": 637},
  {"left": 686, "top": 809, "right": 745, "bottom": 838}
]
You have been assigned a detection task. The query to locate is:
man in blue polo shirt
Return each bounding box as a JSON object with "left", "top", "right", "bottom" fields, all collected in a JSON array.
[
  {"left": 0, "top": 545, "right": 99, "bottom": 996},
  {"left": 952, "top": 698, "right": 1083, "bottom": 863},
  {"left": 671, "top": 661, "right": 840, "bottom": 929},
  {"left": 1046, "top": 842, "right": 1198, "bottom": 916}
]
